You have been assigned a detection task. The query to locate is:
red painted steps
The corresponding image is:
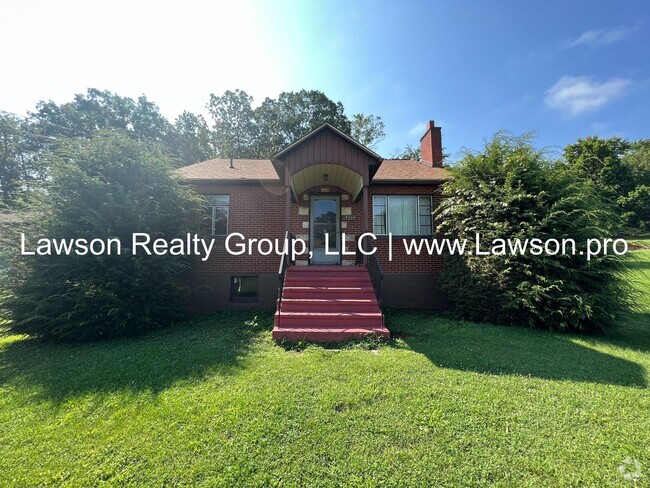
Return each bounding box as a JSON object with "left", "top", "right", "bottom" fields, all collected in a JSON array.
[
  {"left": 272, "top": 265, "right": 389, "bottom": 342},
  {"left": 284, "top": 277, "right": 370, "bottom": 286},
  {"left": 282, "top": 287, "right": 376, "bottom": 299},
  {"left": 272, "top": 327, "right": 388, "bottom": 343},
  {"left": 278, "top": 311, "right": 383, "bottom": 327},
  {"left": 280, "top": 298, "right": 380, "bottom": 313}
]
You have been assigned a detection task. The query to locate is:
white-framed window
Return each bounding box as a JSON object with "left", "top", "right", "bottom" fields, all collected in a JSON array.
[
  {"left": 205, "top": 195, "right": 229, "bottom": 236},
  {"left": 372, "top": 195, "right": 432, "bottom": 235}
]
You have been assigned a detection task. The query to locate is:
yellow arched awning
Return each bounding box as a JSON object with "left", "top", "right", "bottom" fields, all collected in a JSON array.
[{"left": 290, "top": 163, "right": 364, "bottom": 200}]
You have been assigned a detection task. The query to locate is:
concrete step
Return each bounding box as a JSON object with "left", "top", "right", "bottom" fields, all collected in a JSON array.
[
  {"left": 274, "top": 311, "right": 384, "bottom": 328},
  {"left": 272, "top": 326, "right": 390, "bottom": 342},
  {"left": 279, "top": 298, "right": 380, "bottom": 313},
  {"left": 284, "top": 276, "right": 372, "bottom": 285},
  {"left": 288, "top": 266, "right": 365, "bottom": 272},
  {"left": 281, "top": 286, "right": 376, "bottom": 299}
]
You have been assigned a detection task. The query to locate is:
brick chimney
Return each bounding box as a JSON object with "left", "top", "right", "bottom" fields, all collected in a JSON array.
[{"left": 420, "top": 120, "right": 443, "bottom": 167}]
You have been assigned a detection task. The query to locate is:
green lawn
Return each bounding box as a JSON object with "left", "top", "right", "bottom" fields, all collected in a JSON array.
[
  {"left": 1, "top": 253, "right": 649, "bottom": 486},
  {"left": 629, "top": 234, "right": 650, "bottom": 248}
]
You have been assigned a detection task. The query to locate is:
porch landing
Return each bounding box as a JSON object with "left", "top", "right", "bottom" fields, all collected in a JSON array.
[{"left": 273, "top": 266, "right": 389, "bottom": 342}]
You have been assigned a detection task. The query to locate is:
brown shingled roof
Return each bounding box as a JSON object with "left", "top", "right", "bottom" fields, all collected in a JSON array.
[
  {"left": 372, "top": 159, "right": 453, "bottom": 182},
  {"left": 176, "top": 157, "right": 453, "bottom": 184},
  {"left": 175, "top": 158, "right": 280, "bottom": 182}
]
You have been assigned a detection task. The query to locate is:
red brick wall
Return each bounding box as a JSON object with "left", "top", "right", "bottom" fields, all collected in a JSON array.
[
  {"left": 192, "top": 181, "right": 444, "bottom": 275},
  {"left": 193, "top": 182, "right": 286, "bottom": 274}
]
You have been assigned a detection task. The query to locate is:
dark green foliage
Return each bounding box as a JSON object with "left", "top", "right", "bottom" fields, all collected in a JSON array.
[
  {"left": 2, "top": 131, "right": 202, "bottom": 341},
  {"left": 436, "top": 132, "right": 636, "bottom": 332},
  {"left": 254, "top": 89, "right": 352, "bottom": 156},
  {"left": 0, "top": 114, "right": 23, "bottom": 208},
  {"left": 206, "top": 88, "right": 382, "bottom": 158},
  {"left": 624, "top": 139, "right": 650, "bottom": 186},
  {"left": 565, "top": 136, "right": 650, "bottom": 230},
  {"left": 207, "top": 89, "right": 258, "bottom": 158},
  {"left": 0, "top": 114, "right": 46, "bottom": 209},
  {"left": 31, "top": 88, "right": 173, "bottom": 143},
  {"left": 621, "top": 139, "right": 650, "bottom": 231},
  {"left": 172, "top": 111, "right": 215, "bottom": 164},
  {"left": 619, "top": 185, "right": 650, "bottom": 231},
  {"left": 32, "top": 88, "right": 175, "bottom": 144},
  {"left": 30, "top": 88, "right": 214, "bottom": 168},
  {"left": 564, "top": 136, "right": 633, "bottom": 200},
  {"left": 3, "top": 88, "right": 383, "bottom": 210}
]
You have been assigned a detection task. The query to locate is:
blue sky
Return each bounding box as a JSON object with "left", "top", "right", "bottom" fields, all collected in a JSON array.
[{"left": 1, "top": 0, "right": 648, "bottom": 161}]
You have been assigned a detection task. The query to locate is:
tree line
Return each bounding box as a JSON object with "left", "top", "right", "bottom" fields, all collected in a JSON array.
[
  {"left": 0, "top": 88, "right": 386, "bottom": 209},
  {"left": 1, "top": 87, "right": 648, "bottom": 231}
]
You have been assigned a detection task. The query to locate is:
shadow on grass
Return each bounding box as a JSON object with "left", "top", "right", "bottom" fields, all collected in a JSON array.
[
  {"left": 628, "top": 259, "right": 650, "bottom": 270},
  {"left": 606, "top": 312, "right": 650, "bottom": 353},
  {"left": 0, "top": 310, "right": 272, "bottom": 403},
  {"left": 388, "top": 311, "right": 647, "bottom": 388}
]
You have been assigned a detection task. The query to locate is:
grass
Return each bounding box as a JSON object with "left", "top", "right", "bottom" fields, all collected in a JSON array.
[
  {"left": 0, "top": 253, "right": 648, "bottom": 486},
  {"left": 627, "top": 233, "right": 650, "bottom": 248}
]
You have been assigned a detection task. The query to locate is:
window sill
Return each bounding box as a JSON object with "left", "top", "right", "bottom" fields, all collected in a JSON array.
[{"left": 374, "top": 234, "right": 434, "bottom": 239}]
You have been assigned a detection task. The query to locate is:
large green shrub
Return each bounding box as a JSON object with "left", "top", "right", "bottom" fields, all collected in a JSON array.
[
  {"left": 435, "top": 133, "right": 636, "bottom": 332},
  {"left": 1, "top": 131, "right": 202, "bottom": 341}
]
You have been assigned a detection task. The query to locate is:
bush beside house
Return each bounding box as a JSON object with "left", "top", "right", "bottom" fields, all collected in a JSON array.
[
  {"left": 435, "top": 132, "right": 637, "bottom": 332},
  {"left": 1, "top": 131, "right": 203, "bottom": 341}
]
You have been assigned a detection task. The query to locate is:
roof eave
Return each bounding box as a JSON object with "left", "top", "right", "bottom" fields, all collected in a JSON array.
[
  {"left": 182, "top": 178, "right": 282, "bottom": 184},
  {"left": 370, "top": 178, "right": 452, "bottom": 185}
]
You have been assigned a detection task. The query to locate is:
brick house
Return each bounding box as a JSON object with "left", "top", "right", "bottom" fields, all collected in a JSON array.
[{"left": 177, "top": 121, "right": 452, "bottom": 341}]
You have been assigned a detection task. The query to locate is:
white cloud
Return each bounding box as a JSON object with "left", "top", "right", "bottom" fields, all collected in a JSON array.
[
  {"left": 544, "top": 76, "right": 630, "bottom": 117},
  {"left": 568, "top": 25, "right": 638, "bottom": 48},
  {"left": 408, "top": 122, "right": 427, "bottom": 136}
]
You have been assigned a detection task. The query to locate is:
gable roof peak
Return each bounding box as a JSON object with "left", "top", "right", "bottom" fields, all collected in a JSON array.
[{"left": 274, "top": 123, "right": 382, "bottom": 161}]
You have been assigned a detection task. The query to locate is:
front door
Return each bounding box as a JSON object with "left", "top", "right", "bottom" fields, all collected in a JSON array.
[{"left": 310, "top": 195, "right": 340, "bottom": 264}]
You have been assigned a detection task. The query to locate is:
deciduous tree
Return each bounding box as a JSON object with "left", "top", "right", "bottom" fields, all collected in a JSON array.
[
  {"left": 350, "top": 113, "right": 385, "bottom": 150},
  {"left": 206, "top": 89, "right": 383, "bottom": 158},
  {"left": 0, "top": 114, "right": 44, "bottom": 208},
  {"left": 565, "top": 136, "right": 650, "bottom": 230},
  {"left": 207, "top": 89, "right": 258, "bottom": 158},
  {"left": 172, "top": 111, "right": 215, "bottom": 164}
]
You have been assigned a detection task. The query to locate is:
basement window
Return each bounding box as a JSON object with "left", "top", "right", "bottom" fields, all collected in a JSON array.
[
  {"left": 372, "top": 195, "right": 433, "bottom": 235},
  {"left": 230, "top": 276, "right": 258, "bottom": 302}
]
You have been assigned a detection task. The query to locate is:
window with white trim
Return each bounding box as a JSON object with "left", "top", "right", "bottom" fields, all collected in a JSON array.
[
  {"left": 372, "top": 195, "right": 432, "bottom": 235},
  {"left": 205, "top": 195, "right": 229, "bottom": 236}
]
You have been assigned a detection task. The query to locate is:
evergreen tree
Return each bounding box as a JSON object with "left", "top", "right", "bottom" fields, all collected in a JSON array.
[
  {"left": 436, "top": 132, "right": 636, "bottom": 332},
  {"left": 2, "top": 131, "right": 203, "bottom": 341}
]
